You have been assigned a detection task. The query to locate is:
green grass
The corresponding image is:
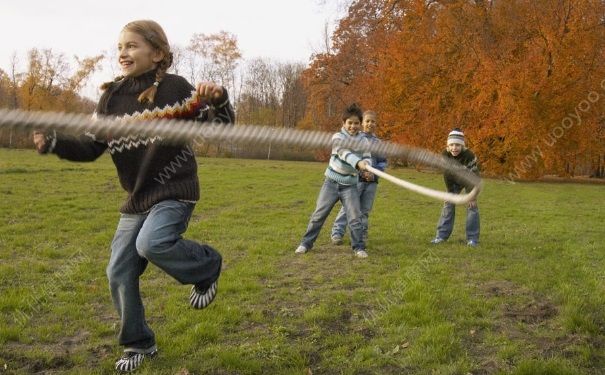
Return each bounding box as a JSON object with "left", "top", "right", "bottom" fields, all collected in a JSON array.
[{"left": 0, "top": 148, "right": 604, "bottom": 374}]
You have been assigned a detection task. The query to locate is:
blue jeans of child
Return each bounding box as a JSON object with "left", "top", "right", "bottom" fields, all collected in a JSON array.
[
  {"left": 106, "top": 199, "right": 222, "bottom": 350},
  {"left": 300, "top": 178, "right": 365, "bottom": 251},
  {"left": 331, "top": 181, "right": 378, "bottom": 240},
  {"left": 435, "top": 188, "right": 480, "bottom": 242}
]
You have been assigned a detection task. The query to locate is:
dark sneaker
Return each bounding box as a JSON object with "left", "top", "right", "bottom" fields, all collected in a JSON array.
[
  {"left": 115, "top": 347, "right": 157, "bottom": 373},
  {"left": 190, "top": 280, "right": 218, "bottom": 309}
]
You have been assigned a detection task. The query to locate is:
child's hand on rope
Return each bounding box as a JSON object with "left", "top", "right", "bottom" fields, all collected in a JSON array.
[
  {"left": 33, "top": 131, "right": 47, "bottom": 153},
  {"left": 361, "top": 171, "right": 375, "bottom": 182},
  {"left": 357, "top": 160, "right": 370, "bottom": 171},
  {"left": 196, "top": 82, "right": 225, "bottom": 106}
]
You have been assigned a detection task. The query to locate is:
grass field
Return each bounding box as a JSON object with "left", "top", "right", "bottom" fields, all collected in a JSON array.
[{"left": 0, "top": 148, "right": 604, "bottom": 374}]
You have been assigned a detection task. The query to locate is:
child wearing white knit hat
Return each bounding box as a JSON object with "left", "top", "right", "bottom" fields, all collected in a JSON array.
[
  {"left": 430, "top": 128, "right": 481, "bottom": 247},
  {"left": 447, "top": 128, "right": 466, "bottom": 147}
]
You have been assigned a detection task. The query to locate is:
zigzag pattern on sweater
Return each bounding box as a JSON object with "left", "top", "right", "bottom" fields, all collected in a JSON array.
[
  {"left": 108, "top": 91, "right": 205, "bottom": 154},
  {"left": 122, "top": 90, "right": 204, "bottom": 121},
  {"left": 108, "top": 134, "right": 163, "bottom": 154}
]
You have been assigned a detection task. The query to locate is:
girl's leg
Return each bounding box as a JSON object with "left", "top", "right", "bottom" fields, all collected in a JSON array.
[
  {"left": 135, "top": 200, "right": 222, "bottom": 291},
  {"left": 300, "top": 179, "right": 340, "bottom": 250},
  {"left": 106, "top": 214, "right": 155, "bottom": 349},
  {"left": 340, "top": 184, "right": 364, "bottom": 251}
]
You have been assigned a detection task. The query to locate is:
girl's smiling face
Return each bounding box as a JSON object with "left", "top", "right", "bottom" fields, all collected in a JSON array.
[
  {"left": 362, "top": 113, "right": 377, "bottom": 134},
  {"left": 118, "top": 30, "right": 164, "bottom": 77}
]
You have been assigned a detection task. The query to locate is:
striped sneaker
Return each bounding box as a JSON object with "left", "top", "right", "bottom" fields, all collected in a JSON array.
[
  {"left": 115, "top": 347, "right": 157, "bottom": 373},
  {"left": 190, "top": 280, "right": 218, "bottom": 309}
]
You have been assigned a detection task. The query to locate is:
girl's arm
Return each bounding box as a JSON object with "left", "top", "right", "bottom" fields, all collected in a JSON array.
[
  {"left": 196, "top": 82, "right": 235, "bottom": 125},
  {"left": 34, "top": 129, "right": 107, "bottom": 162}
]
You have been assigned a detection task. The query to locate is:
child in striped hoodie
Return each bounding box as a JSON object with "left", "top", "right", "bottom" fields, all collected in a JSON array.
[{"left": 295, "top": 104, "right": 372, "bottom": 258}]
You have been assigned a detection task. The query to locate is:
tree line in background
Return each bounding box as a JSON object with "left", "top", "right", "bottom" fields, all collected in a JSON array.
[
  {"left": 1, "top": 0, "right": 604, "bottom": 178},
  {"left": 302, "top": 0, "right": 605, "bottom": 178}
]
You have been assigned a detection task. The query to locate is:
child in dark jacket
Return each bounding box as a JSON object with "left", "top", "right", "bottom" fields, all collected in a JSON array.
[
  {"left": 430, "top": 128, "right": 480, "bottom": 247},
  {"left": 33, "top": 20, "right": 234, "bottom": 373}
]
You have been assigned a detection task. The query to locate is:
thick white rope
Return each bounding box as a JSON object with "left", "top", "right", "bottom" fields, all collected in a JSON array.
[
  {"left": 0, "top": 108, "right": 483, "bottom": 204},
  {"left": 365, "top": 165, "right": 481, "bottom": 204}
]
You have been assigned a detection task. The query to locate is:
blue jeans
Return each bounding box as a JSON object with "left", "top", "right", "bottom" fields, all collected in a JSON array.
[
  {"left": 331, "top": 181, "right": 378, "bottom": 240},
  {"left": 435, "top": 188, "right": 480, "bottom": 242},
  {"left": 106, "top": 200, "right": 222, "bottom": 350},
  {"left": 300, "top": 178, "right": 365, "bottom": 251}
]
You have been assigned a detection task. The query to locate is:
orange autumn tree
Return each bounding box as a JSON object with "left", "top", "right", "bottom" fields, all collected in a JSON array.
[
  {"left": 300, "top": 1, "right": 388, "bottom": 132},
  {"left": 301, "top": 0, "right": 605, "bottom": 178}
]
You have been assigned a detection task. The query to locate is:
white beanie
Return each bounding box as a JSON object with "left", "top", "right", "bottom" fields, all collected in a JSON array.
[{"left": 447, "top": 128, "right": 465, "bottom": 146}]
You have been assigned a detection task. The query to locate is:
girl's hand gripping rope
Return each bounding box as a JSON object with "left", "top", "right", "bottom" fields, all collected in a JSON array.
[
  {"left": 196, "top": 82, "right": 227, "bottom": 107},
  {"left": 33, "top": 131, "right": 48, "bottom": 154}
]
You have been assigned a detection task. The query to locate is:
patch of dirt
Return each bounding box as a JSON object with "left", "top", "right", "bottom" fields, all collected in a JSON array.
[
  {"left": 261, "top": 308, "right": 276, "bottom": 319},
  {"left": 0, "top": 330, "right": 106, "bottom": 373},
  {"left": 481, "top": 280, "right": 519, "bottom": 297},
  {"left": 538, "top": 334, "right": 585, "bottom": 359},
  {"left": 59, "top": 330, "right": 90, "bottom": 352},
  {"left": 466, "top": 280, "right": 573, "bottom": 374},
  {"left": 358, "top": 327, "right": 375, "bottom": 340},
  {"left": 317, "top": 309, "right": 353, "bottom": 335},
  {"left": 89, "top": 344, "right": 114, "bottom": 365},
  {"left": 0, "top": 350, "right": 74, "bottom": 373},
  {"left": 503, "top": 301, "right": 558, "bottom": 324},
  {"left": 32, "top": 355, "right": 74, "bottom": 372},
  {"left": 469, "top": 359, "right": 501, "bottom": 375},
  {"left": 479, "top": 280, "right": 558, "bottom": 324}
]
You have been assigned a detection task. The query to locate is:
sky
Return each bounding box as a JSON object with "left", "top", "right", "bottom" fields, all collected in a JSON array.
[{"left": 0, "top": 0, "right": 343, "bottom": 99}]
